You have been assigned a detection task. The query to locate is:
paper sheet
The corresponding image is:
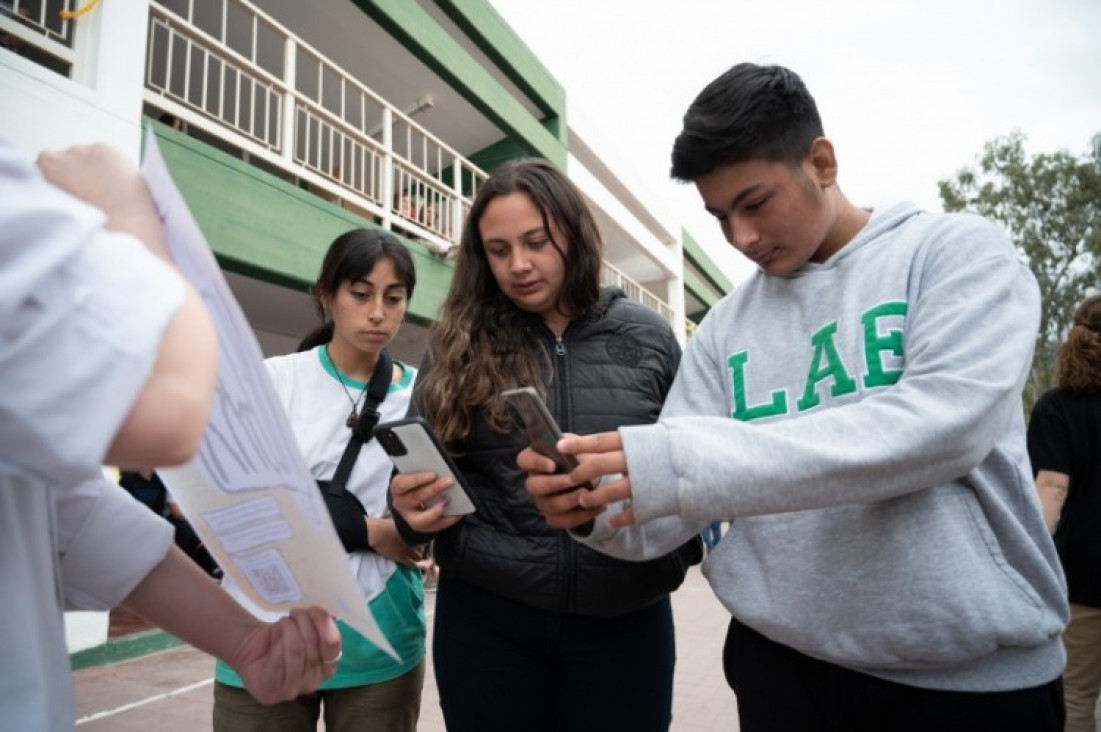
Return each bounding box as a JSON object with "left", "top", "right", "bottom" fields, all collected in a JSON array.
[{"left": 140, "top": 127, "right": 397, "bottom": 661}]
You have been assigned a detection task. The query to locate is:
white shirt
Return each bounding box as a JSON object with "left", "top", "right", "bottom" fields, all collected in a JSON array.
[{"left": 0, "top": 141, "right": 182, "bottom": 731}]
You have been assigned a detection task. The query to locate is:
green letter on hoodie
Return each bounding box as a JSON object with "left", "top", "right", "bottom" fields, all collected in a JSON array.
[
  {"left": 729, "top": 351, "right": 787, "bottom": 422},
  {"left": 862, "top": 301, "right": 907, "bottom": 388},
  {"left": 797, "top": 321, "right": 857, "bottom": 410}
]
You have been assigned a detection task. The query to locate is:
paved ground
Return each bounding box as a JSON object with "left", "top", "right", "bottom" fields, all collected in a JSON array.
[
  {"left": 73, "top": 565, "right": 740, "bottom": 731},
  {"left": 73, "top": 566, "right": 1101, "bottom": 730}
]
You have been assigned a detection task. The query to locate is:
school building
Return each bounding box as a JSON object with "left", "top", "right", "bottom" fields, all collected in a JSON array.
[{"left": 0, "top": 0, "right": 735, "bottom": 655}]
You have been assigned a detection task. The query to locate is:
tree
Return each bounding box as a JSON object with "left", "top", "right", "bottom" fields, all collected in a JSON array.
[{"left": 939, "top": 131, "right": 1101, "bottom": 409}]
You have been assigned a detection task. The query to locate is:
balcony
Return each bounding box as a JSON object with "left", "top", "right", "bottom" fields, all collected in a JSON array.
[
  {"left": 143, "top": 0, "right": 680, "bottom": 323},
  {"left": 143, "top": 0, "right": 479, "bottom": 255}
]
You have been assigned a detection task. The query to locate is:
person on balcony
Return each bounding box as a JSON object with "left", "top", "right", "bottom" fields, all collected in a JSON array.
[
  {"left": 389, "top": 158, "right": 701, "bottom": 732},
  {"left": 212, "top": 230, "right": 427, "bottom": 731},
  {"left": 519, "top": 62, "right": 1067, "bottom": 732}
]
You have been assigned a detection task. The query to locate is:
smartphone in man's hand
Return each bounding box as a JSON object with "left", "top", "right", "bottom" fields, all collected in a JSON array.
[{"left": 502, "top": 387, "right": 581, "bottom": 476}]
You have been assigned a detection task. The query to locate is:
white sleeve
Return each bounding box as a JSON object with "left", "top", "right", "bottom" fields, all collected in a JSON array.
[
  {"left": 0, "top": 142, "right": 186, "bottom": 486},
  {"left": 57, "top": 475, "right": 175, "bottom": 611}
]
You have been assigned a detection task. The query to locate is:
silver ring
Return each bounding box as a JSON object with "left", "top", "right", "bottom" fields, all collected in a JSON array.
[{"left": 325, "top": 650, "right": 343, "bottom": 665}]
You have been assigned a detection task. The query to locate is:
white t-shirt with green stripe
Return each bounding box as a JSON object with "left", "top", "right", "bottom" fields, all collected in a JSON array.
[{"left": 217, "top": 346, "right": 425, "bottom": 689}]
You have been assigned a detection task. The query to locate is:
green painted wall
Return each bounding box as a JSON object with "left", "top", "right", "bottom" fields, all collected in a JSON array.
[
  {"left": 469, "top": 135, "right": 538, "bottom": 173},
  {"left": 684, "top": 267, "right": 720, "bottom": 312},
  {"left": 148, "top": 121, "right": 453, "bottom": 325},
  {"left": 435, "top": 0, "right": 564, "bottom": 116},
  {"left": 683, "top": 228, "right": 734, "bottom": 294},
  {"left": 354, "top": 0, "right": 566, "bottom": 168},
  {"left": 434, "top": 0, "right": 566, "bottom": 146}
]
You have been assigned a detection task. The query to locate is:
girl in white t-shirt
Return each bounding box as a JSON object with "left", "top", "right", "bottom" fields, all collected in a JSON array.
[{"left": 213, "top": 229, "right": 426, "bottom": 731}]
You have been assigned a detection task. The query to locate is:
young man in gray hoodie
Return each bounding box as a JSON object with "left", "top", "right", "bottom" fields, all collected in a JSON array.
[{"left": 514, "top": 63, "right": 1068, "bottom": 730}]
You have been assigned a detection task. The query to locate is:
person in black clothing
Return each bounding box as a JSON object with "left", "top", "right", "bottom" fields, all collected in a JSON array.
[
  {"left": 1027, "top": 294, "right": 1101, "bottom": 731},
  {"left": 119, "top": 468, "right": 221, "bottom": 578},
  {"left": 118, "top": 469, "right": 169, "bottom": 517},
  {"left": 389, "top": 158, "right": 700, "bottom": 732}
]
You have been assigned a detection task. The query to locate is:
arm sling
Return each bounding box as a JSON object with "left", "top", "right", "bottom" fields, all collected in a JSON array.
[{"left": 316, "top": 350, "right": 392, "bottom": 553}]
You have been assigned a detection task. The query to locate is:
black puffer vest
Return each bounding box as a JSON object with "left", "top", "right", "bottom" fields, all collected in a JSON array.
[{"left": 409, "top": 289, "right": 701, "bottom": 617}]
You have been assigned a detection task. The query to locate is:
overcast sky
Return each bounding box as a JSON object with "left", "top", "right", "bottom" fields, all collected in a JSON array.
[{"left": 489, "top": 0, "right": 1101, "bottom": 285}]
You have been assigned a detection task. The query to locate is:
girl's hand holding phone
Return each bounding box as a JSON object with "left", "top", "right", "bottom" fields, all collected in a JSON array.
[
  {"left": 389, "top": 470, "right": 465, "bottom": 534},
  {"left": 375, "top": 417, "right": 476, "bottom": 536}
]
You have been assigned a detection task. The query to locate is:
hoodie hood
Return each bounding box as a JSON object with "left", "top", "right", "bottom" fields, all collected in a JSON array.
[{"left": 793, "top": 200, "right": 926, "bottom": 276}]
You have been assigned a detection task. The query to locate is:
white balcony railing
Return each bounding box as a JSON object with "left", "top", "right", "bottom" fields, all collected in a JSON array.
[
  {"left": 601, "top": 262, "right": 675, "bottom": 324},
  {"left": 143, "top": 0, "right": 480, "bottom": 253}
]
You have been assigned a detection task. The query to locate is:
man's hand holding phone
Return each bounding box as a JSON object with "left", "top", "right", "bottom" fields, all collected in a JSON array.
[{"left": 517, "top": 431, "right": 637, "bottom": 531}]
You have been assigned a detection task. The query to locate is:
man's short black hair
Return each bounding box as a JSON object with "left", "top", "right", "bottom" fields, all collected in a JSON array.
[{"left": 671, "top": 63, "right": 824, "bottom": 182}]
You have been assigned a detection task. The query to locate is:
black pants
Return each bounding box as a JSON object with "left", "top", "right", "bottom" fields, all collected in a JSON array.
[
  {"left": 723, "top": 616, "right": 1064, "bottom": 732},
  {"left": 433, "top": 574, "right": 675, "bottom": 732}
]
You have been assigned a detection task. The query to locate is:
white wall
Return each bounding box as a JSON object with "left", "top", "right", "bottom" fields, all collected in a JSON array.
[{"left": 0, "top": 1, "right": 149, "bottom": 158}]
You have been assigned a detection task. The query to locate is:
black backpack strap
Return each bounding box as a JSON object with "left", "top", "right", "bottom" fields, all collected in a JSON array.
[{"left": 325, "top": 350, "right": 393, "bottom": 497}]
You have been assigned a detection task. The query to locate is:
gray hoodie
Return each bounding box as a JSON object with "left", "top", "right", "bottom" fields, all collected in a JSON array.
[{"left": 581, "top": 201, "right": 1068, "bottom": 692}]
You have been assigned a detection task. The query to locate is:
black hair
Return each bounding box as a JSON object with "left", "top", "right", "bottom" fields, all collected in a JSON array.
[
  {"left": 297, "top": 229, "right": 416, "bottom": 351},
  {"left": 671, "top": 63, "right": 824, "bottom": 181}
]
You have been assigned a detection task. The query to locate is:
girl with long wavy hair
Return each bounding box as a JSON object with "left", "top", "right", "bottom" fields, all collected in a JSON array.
[{"left": 390, "top": 158, "right": 700, "bottom": 732}]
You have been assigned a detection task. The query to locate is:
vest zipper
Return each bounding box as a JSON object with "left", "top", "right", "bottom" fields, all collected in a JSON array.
[{"left": 551, "top": 331, "right": 578, "bottom": 613}]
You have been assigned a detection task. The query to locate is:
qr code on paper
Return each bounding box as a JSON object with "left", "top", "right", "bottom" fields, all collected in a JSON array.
[{"left": 233, "top": 548, "right": 302, "bottom": 604}]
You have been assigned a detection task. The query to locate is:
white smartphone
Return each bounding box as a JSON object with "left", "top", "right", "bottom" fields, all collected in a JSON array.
[
  {"left": 501, "top": 386, "right": 580, "bottom": 475},
  {"left": 373, "top": 417, "right": 476, "bottom": 516}
]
